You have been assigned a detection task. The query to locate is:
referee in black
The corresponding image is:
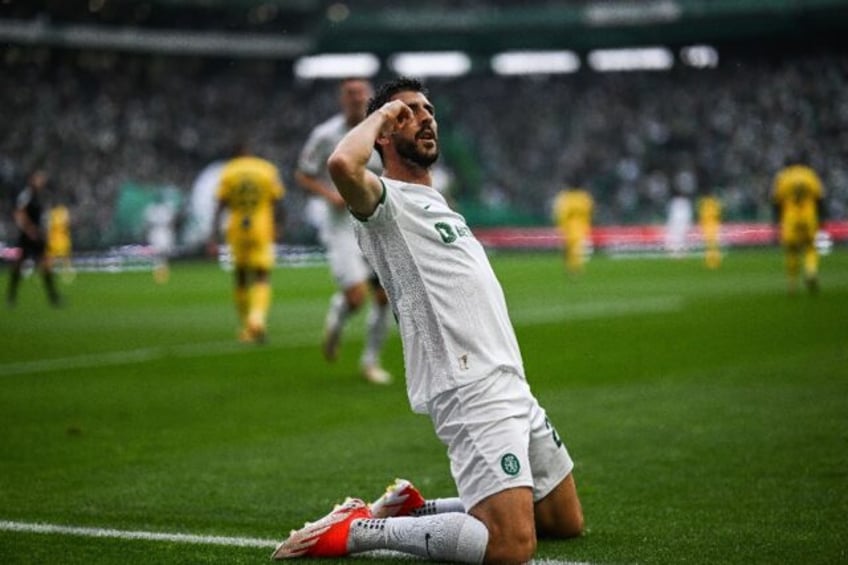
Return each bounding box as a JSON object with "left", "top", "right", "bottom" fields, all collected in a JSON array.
[{"left": 6, "top": 169, "right": 62, "bottom": 308}]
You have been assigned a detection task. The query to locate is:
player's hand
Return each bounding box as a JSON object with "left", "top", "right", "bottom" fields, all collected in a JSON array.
[
  {"left": 206, "top": 239, "right": 218, "bottom": 258},
  {"left": 378, "top": 101, "right": 413, "bottom": 135},
  {"left": 327, "top": 191, "right": 347, "bottom": 209}
]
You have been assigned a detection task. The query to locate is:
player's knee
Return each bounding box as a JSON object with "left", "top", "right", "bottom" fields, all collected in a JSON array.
[
  {"left": 484, "top": 536, "right": 536, "bottom": 564},
  {"left": 556, "top": 509, "right": 585, "bottom": 539},
  {"left": 484, "top": 525, "right": 536, "bottom": 564},
  {"left": 344, "top": 284, "right": 367, "bottom": 310}
]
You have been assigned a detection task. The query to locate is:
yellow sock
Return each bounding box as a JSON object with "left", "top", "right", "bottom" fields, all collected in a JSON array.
[
  {"left": 803, "top": 247, "right": 819, "bottom": 279},
  {"left": 248, "top": 282, "right": 271, "bottom": 329}
]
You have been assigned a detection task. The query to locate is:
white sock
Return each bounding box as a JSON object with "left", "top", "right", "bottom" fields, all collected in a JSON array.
[
  {"left": 360, "top": 301, "right": 390, "bottom": 368},
  {"left": 412, "top": 497, "right": 466, "bottom": 516},
  {"left": 348, "top": 513, "right": 488, "bottom": 564},
  {"left": 325, "top": 291, "right": 351, "bottom": 333}
]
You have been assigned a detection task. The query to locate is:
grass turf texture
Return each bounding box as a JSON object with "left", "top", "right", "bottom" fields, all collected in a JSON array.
[{"left": 1, "top": 248, "right": 846, "bottom": 564}]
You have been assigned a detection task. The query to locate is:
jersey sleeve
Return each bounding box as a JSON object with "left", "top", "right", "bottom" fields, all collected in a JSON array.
[
  {"left": 352, "top": 178, "right": 391, "bottom": 224},
  {"left": 16, "top": 188, "right": 32, "bottom": 210},
  {"left": 297, "top": 130, "right": 333, "bottom": 177}
]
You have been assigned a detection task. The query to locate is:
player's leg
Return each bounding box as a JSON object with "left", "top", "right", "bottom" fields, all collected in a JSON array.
[
  {"left": 228, "top": 239, "right": 251, "bottom": 333},
  {"left": 322, "top": 235, "right": 370, "bottom": 361},
  {"left": 243, "top": 241, "right": 274, "bottom": 342},
  {"left": 704, "top": 225, "right": 721, "bottom": 269},
  {"left": 37, "top": 255, "right": 62, "bottom": 307},
  {"left": 783, "top": 243, "right": 801, "bottom": 294},
  {"left": 469, "top": 486, "right": 537, "bottom": 563},
  {"left": 153, "top": 255, "right": 170, "bottom": 284},
  {"left": 233, "top": 267, "right": 250, "bottom": 338},
  {"left": 6, "top": 253, "right": 24, "bottom": 307},
  {"left": 526, "top": 389, "right": 584, "bottom": 539},
  {"left": 566, "top": 235, "right": 581, "bottom": 274},
  {"left": 802, "top": 238, "right": 820, "bottom": 294},
  {"left": 432, "top": 373, "right": 556, "bottom": 563},
  {"left": 348, "top": 511, "right": 489, "bottom": 562},
  {"left": 322, "top": 280, "right": 366, "bottom": 361},
  {"left": 360, "top": 277, "right": 392, "bottom": 384},
  {"left": 246, "top": 268, "right": 271, "bottom": 342},
  {"left": 534, "top": 473, "right": 584, "bottom": 538},
  {"left": 273, "top": 497, "right": 488, "bottom": 563}
]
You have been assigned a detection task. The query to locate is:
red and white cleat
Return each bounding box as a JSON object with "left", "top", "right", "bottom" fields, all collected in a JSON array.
[
  {"left": 369, "top": 478, "right": 425, "bottom": 519},
  {"left": 271, "top": 497, "right": 371, "bottom": 559}
]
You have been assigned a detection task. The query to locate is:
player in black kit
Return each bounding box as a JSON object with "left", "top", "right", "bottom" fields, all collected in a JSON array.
[{"left": 6, "top": 169, "right": 63, "bottom": 308}]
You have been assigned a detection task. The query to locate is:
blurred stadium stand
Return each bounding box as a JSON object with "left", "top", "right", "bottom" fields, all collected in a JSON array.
[{"left": 1, "top": 1, "right": 846, "bottom": 251}]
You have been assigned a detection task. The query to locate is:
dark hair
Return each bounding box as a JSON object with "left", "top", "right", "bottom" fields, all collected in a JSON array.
[
  {"left": 366, "top": 77, "right": 428, "bottom": 157},
  {"left": 366, "top": 76, "right": 428, "bottom": 116}
]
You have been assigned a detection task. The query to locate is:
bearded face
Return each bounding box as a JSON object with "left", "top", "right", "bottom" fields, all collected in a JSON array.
[{"left": 393, "top": 127, "right": 439, "bottom": 168}]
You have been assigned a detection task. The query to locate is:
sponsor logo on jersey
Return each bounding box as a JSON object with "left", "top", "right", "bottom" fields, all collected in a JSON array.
[{"left": 434, "top": 222, "right": 472, "bottom": 244}]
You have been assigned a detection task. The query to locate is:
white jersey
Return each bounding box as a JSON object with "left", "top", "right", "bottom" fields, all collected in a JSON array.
[
  {"left": 298, "top": 114, "right": 383, "bottom": 236},
  {"left": 354, "top": 177, "right": 524, "bottom": 413},
  {"left": 145, "top": 202, "right": 177, "bottom": 255}
]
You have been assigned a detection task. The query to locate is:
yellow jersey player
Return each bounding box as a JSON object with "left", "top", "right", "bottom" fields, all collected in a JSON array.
[
  {"left": 771, "top": 162, "right": 825, "bottom": 294},
  {"left": 46, "top": 204, "right": 75, "bottom": 282},
  {"left": 209, "top": 148, "right": 285, "bottom": 343},
  {"left": 697, "top": 194, "right": 722, "bottom": 270},
  {"left": 552, "top": 187, "right": 594, "bottom": 275}
]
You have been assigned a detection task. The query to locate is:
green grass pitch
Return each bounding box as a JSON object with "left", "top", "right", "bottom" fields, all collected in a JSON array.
[{"left": 1, "top": 248, "right": 846, "bottom": 564}]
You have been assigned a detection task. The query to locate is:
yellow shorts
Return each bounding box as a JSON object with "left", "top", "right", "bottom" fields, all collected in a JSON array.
[
  {"left": 47, "top": 237, "right": 71, "bottom": 258},
  {"left": 229, "top": 237, "right": 275, "bottom": 270},
  {"left": 781, "top": 221, "right": 816, "bottom": 248}
]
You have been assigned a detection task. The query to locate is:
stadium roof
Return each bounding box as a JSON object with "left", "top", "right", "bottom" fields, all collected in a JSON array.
[{"left": 1, "top": 0, "right": 847, "bottom": 58}]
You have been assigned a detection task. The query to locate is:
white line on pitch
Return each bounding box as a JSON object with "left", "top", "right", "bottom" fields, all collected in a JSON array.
[
  {"left": 0, "top": 519, "right": 276, "bottom": 548},
  {"left": 0, "top": 333, "right": 318, "bottom": 377}
]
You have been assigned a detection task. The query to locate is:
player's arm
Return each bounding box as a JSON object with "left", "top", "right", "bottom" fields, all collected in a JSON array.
[
  {"left": 273, "top": 198, "right": 286, "bottom": 242},
  {"left": 770, "top": 179, "right": 782, "bottom": 225},
  {"left": 206, "top": 199, "right": 227, "bottom": 257},
  {"left": 294, "top": 170, "right": 346, "bottom": 209},
  {"left": 328, "top": 101, "right": 411, "bottom": 218},
  {"left": 13, "top": 201, "right": 40, "bottom": 240}
]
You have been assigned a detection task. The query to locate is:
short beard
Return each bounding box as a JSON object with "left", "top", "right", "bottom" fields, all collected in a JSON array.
[{"left": 395, "top": 135, "right": 439, "bottom": 169}]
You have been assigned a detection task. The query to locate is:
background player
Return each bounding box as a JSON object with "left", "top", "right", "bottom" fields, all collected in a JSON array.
[
  {"left": 295, "top": 77, "right": 392, "bottom": 385},
  {"left": 697, "top": 192, "right": 722, "bottom": 270},
  {"left": 46, "top": 202, "right": 75, "bottom": 283},
  {"left": 552, "top": 186, "right": 594, "bottom": 275},
  {"left": 771, "top": 158, "right": 825, "bottom": 294},
  {"left": 664, "top": 187, "right": 694, "bottom": 258},
  {"left": 208, "top": 146, "right": 285, "bottom": 343},
  {"left": 6, "top": 169, "right": 63, "bottom": 308},
  {"left": 144, "top": 194, "right": 178, "bottom": 284}
]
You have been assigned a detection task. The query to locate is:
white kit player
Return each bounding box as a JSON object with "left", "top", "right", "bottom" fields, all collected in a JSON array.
[
  {"left": 273, "top": 78, "right": 584, "bottom": 564},
  {"left": 295, "top": 78, "right": 392, "bottom": 385},
  {"left": 145, "top": 196, "right": 177, "bottom": 284}
]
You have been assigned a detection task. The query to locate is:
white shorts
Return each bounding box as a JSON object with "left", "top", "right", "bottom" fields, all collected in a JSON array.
[
  {"left": 323, "top": 221, "right": 373, "bottom": 290},
  {"left": 427, "top": 370, "right": 574, "bottom": 511}
]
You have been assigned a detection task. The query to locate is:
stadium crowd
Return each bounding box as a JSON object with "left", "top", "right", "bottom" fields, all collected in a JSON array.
[{"left": 1, "top": 46, "right": 845, "bottom": 249}]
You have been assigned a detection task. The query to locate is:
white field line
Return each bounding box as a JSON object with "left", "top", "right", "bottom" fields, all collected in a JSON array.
[
  {"left": 0, "top": 333, "right": 317, "bottom": 378},
  {"left": 0, "top": 519, "right": 594, "bottom": 563},
  {"left": 0, "top": 519, "right": 276, "bottom": 548}
]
